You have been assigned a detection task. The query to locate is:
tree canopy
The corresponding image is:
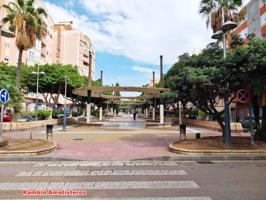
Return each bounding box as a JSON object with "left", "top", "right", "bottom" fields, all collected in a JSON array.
[{"left": 165, "top": 38, "right": 266, "bottom": 138}]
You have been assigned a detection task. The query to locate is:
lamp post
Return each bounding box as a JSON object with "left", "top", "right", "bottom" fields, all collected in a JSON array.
[
  {"left": 63, "top": 76, "right": 68, "bottom": 130},
  {"left": 32, "top": 66, "right": 45, "bottom": 121},
  {"left": 211, "top": 20, "right": 237, "bottom": 146}
]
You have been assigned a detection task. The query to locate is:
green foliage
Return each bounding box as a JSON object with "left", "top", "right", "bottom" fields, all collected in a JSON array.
[
  {"left": 72, "top": 111, "right": 80, "bottom": 117},
  {"left": 0, "top": 64, "right": 23, "bottom": 112},
  {"left": 2, "top": 0, "right": 48, "bottom": 89},
  {"left": 166, "top": 38, "right": 266, "bottom": 139},
  {"left": 198, "top": 110, "right": 208, "bottom": 119},
  {"left": 35, "top": 110, "right": 50, "bottom": 118},
  {"left": 52, "top": 110, "right": 64, "bottom": 115},
  {"left": 199, "top": 0, "right": 242, "bottom": 32}
]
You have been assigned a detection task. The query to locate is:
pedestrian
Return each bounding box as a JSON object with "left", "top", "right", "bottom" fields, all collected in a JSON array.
[{"left": 133, "top": 111, "right": 137, "bottom": 121}]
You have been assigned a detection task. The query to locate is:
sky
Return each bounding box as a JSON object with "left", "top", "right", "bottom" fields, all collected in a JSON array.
[{"left": 43, "top": 0, "right": 250, "bottom": 89}]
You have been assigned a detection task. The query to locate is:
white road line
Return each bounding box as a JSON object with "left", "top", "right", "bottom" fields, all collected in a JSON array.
[
  {"left": 186, "top": 127, "right": 200, "bottom": 133},
  {"left": 33, "top": 161, "right": 182, "bottom": 167},
  {"left": 6, "top": 197, "right": 212, "bottom": 200},
  {"left": 0, "top": 181, "right": 199, "bottom": 190},
  {"left": 15, "top": 170, "right": 187, "bottom": 177}
]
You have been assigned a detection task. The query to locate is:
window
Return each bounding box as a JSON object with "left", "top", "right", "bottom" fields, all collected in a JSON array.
[{"left": 29, "top": 51, "right": 35, "bottom": 59}]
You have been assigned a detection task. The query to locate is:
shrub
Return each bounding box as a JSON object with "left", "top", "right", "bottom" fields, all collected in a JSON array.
[
  {"left": 35, "top": 110, "right": 50, "bottom": 120},
  {"left": 72, "top": 111, "right": 80, "bottom": 117},
  {"left": 198, "top": 110, "right": 208, "bottom": 120}
]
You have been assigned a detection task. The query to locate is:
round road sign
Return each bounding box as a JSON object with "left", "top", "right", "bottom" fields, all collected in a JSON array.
[
  {"left": 0, "top": 89, "right": 9, "bottom": 104},
  {"left": 237, "top": 89, "right": 250, "bottom": 104}
]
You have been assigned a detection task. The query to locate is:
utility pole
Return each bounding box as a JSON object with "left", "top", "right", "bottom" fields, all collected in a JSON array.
[
  {"left": 87, "top": 52, "right": 93, "bottom": 123},
  {"left": 159, "top": 55, "right": 164, "bottom": 124},
  {"left": 160, "top": 55, "right": 164, "bottom": 88},
  {"left": 153, "top": 71, "right": 155, "bottom": 87},
  {"left": 100, "top": 70, "right": 103, "bottom": 85},
  {"left": 63, "top": 76, "right": 67, "bottom": 130},
  {"left": 152, "top": 71, "right": 156, "bottom": 121}
]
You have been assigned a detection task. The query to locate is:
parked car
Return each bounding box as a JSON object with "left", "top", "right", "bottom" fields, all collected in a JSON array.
[
  {"left": 3, "top": 114, "right": 12, "bottom": 122},
  {"left": 240, "top": 116, "right": 257, "bottom": 130},
  {"left": 17, "top": 115, "right": 33, "bottom": 122}
]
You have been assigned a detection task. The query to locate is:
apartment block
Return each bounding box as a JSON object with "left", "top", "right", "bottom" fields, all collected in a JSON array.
[
  {"left": 0, "top": 0, "right": 55, "bottom": 66},
  {"left": 234, "top": 0, "right": 266, "bottom": 40},
  {"left": 54, "top": 22, "right": 95, "bottom": 78}
]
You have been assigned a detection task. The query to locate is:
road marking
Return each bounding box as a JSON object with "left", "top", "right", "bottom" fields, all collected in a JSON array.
[
  {"left": 6, "top": 197, "right": 212, "bottom": 200},
  {"left": 15, "top": 170, "right": 187, "bottom": 177},
  {"left": 186, "top": 127, "right": 199, "bottom": 133},
  {"left": 0, "top": 181, "right": 199, "bottom": 190},
  {"left": 33, "top": 161, "right": 182, "bottom": 167}
]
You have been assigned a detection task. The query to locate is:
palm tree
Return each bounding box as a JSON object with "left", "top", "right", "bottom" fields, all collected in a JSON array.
[
  {"left": 2, "top": 0, "right": 47, "bottom": 90},
  {"left": 199, "top": 0, "right": 242, "bottom": 33}
]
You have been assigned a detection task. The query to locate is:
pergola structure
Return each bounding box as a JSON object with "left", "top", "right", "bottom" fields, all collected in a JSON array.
[
  {"left": 72, "top": 86, "right": 169, "bottom": 122},
  {"left": 73, "top": 55, "right": 168, "bottom": 124}
]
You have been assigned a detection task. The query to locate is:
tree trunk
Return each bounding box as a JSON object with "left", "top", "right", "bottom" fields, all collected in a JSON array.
[
  {"left": 261, "top": 106, "right": 266, "bottom": 135},
  {"left": 217, "top": 115, "right": 225, "bottom": 139},
  {"left": 16, "top": 49, "right": 23, "bottom": 90},
  {"left": 252, "top": 95, "right": 260, "bottom": 127}
]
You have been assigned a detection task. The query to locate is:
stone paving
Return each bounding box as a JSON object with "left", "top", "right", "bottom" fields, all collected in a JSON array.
[{"left": 3, "top": 117, "right": 251, "bottom": 161}]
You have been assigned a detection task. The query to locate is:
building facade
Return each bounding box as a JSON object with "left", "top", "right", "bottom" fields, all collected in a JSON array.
[
  {"left": 0, "top": 0, "right": 55, "bottom": 66},
  {"left": 235, "top": 0, "right": 266, "bottom": 40},
  {"left": 54, "top": 22, "right": 95, "bottom": 78}
]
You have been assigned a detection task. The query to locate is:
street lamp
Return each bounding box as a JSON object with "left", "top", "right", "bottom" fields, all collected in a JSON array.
[
  {"left": 63, "top": 76, "right": 68, "bottom": 131},
  {"left": 211, "top": 20, "right": 237, "bottom": 146},
  {"left": 32, "top": 66, "right": 45, "bottom": 120}
]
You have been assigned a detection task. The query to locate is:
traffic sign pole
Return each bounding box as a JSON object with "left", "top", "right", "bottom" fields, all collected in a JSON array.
[
  {"left": 0, "top": 89, "right": 10, "bottom": 144},
  {"left": 0, "top": 104, "right": 4, "bottom": 143}
]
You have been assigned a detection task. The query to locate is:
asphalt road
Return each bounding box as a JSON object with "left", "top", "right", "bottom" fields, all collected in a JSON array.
[{"left": 0, "top": 160, "right": 265, "bottom": 200}]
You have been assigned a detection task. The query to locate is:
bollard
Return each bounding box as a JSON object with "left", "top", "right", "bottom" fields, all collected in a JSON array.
[
  {"left": 196, "top": 133, "right": 201, "bottom": 139},
  {"left": 46, "top": 124, "right": 54, "bottom": 140},
  {"left": 179, "top": 124, "right": 186, "bottom": 141}
]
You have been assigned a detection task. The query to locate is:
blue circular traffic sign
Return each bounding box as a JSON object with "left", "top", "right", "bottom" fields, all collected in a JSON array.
[{"left": 0, "top": 89, "right": 9, "bottom": 104}]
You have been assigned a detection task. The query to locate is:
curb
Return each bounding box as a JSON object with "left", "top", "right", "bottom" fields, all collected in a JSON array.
[
  {"left": 169, "top": 143, "right": 266, "bottom": 155},
  {"left": 0, "top": 141, "right": 57, "bottom": 156}
]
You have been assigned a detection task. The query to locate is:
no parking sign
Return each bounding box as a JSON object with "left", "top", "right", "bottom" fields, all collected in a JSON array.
[{"left": 236, "top": 89, "right": 250, "bottom": 104}]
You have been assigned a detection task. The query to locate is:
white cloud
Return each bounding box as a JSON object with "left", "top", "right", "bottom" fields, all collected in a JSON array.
[
  {"left": 44, "top": 0, "right": 213, "bottom": 65},
  {"left": 132, "top": 66, "right": 154, "bottom": 74}
]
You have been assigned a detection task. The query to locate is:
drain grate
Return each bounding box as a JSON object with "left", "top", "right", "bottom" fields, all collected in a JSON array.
[
  {"left": 73, "top": 138, "right": 84, "bottom": 141},
  {"left": 197, "top": 160, "right": 214, "bottom": 164}
]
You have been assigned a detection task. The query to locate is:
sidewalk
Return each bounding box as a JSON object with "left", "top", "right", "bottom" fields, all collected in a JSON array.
[{"left": 0, "top": 138, "right": 57, "bottom": 156}]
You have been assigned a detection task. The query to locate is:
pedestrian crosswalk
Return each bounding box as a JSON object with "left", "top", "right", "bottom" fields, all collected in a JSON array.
[{"left": 0, "top": 161, "right": 212, "bottom": 200}]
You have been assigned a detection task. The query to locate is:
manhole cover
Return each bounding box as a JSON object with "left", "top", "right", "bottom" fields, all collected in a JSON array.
[{"left": 73, "top": 138, "right": 84, "bottom": 141}]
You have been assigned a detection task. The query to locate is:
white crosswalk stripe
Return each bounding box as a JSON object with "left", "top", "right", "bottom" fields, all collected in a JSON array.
[
  {"left": 1, "top": 161, "right": 212, "bottom": 200},
  {"left": 15, "top": 169, "right": 187, "bottom": 176},
  {"left": 7, "top": 198, "right": 212, "bottom": 200},
  {"left": 0, "top": 181, "right": 199, "bottom": 190},
  {"left": 33, "top": 161, "right": 184, "bottom": 167}
]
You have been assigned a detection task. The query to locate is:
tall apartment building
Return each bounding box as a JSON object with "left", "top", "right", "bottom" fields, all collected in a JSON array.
[
  {"left": 234, "top": 0, "right": 266, "bottom": 40},
  {"left": 54, "top": 22, "right": 95, "bottom": 78},
  {"left": 0, "top": 0, "right": 55, "bottom": 66}
]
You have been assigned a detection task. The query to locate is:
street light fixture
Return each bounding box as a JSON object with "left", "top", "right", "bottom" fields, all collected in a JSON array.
[
  {"left": 32, "top": 67, "right": 45, "bottom": 121},
  {"left": 63, "top": 76, "right": 68, "bottom": 131},
  {"left": 211, "top": 20, "right": 237, "bottom": 146}
]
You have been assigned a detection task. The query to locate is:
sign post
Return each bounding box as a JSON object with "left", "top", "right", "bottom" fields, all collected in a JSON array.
[
  {"left": 0, "top": 89, "right": 10, "bottom": 143},
  {"left": 237, "top": 89, "right": 254, "bottom": 144}
]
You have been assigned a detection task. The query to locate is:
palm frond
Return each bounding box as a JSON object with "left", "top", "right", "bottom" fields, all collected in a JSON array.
[
  {"left": 36, "top": 8, "right": 47, "bottom": 17},
  {"left": 17, "top": 0, "right": 25, "bottom": 10}
]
